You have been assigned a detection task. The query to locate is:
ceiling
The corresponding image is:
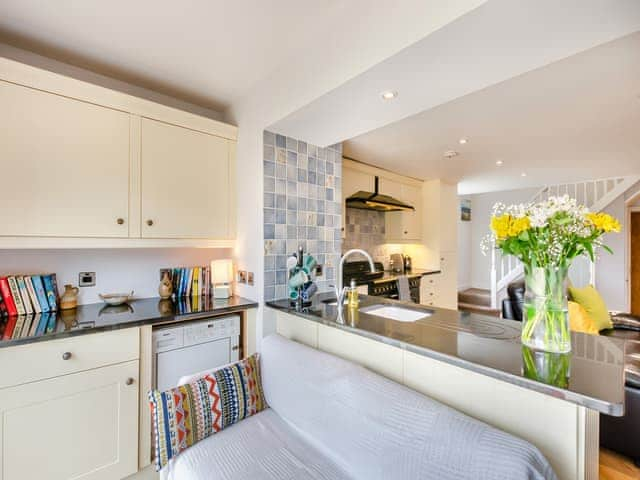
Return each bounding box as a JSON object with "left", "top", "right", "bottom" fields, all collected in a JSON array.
[
  {"left": 270, "top": 0, "right": 640, "bottom": 148},
  {"left": 0, "top": 1, "right": 351, "bottom": 112},
  {"left": 343, "top": 32, "right": 640, "bottom": 194},
  {"left": 0, "top": 0, "right": 484, "bottom": 116}
]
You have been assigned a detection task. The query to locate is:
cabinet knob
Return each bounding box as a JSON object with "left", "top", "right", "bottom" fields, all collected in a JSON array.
[
  {"left": 62, "top": 352, "right": 72, "bottom": 360},
  {"left": 116, "top": 218, "right": 125, "bottom": 225},
  {"left": 126, "top": 377, "right": 135, "bottom": 386},
  {"left": 231, "top": 345, "right": 239, "bottom": 351},
  {"left": 146, "top": 219, "right": 154, "bottom": 226},
  {"left": 404, "top": 231, "right": 408, "bottom": 235}
]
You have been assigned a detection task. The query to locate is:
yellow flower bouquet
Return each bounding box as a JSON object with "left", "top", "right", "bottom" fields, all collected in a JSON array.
[{"left": 487, "top": 195, "right": 620, "bottom": 353}]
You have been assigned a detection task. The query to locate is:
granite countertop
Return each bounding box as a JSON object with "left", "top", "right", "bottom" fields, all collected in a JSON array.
[
  {"left": 374, "top": 268, "right": 441, "bottom": 283},
  {"left": 267, "top": 293, "right": 633, "bottom": 416},
  {"left": 0, "top": 295, "right": 258, "bottom": 348}
]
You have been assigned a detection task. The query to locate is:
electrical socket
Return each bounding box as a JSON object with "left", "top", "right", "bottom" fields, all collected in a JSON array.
[
  {"left": 315, "top": 264, "right": 323, "bottom": 277},
  {"left": 237, "top": 270, "right": 247, "bottom": 284},
  {"left": 247, "top": 272, "right": 254, "bottom": 286},
  {"left": 78, "top": 272, "right": 96, "bottom": 287}
]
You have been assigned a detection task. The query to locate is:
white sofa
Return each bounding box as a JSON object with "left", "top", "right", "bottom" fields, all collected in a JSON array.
[{"left": 161, "top": 334, "right": 556, "bottom": 480}]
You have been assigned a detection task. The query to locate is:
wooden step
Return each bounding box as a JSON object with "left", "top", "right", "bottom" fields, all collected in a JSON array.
[
  {"left": 458, "top": 302, "right": 501, "bottom": 317},
  {"left": 457, "top": 288, "right": 491, "bottom": 307}
]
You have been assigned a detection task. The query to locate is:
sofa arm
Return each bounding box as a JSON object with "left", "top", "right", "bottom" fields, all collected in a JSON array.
[{"left": 611, "top": 313, "right": 640, "bottom": 331}]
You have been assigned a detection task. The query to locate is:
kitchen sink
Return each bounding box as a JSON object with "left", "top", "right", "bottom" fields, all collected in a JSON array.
[{"left": 360, "top": 305, "right": 432, "bottom": 322}]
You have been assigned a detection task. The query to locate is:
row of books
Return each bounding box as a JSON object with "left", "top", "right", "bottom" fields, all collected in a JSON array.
[
  {"left": 0, "top": 274, "right": 59, "bottom": 317},
  {"left": 169, "top": 266, "right": 211, "bottom": 298},
  {"left": 1, "top": 311, "right": 57, "bottom": 341}
]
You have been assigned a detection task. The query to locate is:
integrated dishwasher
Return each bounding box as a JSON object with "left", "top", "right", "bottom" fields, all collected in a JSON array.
[{"left": 152, "top": 315, "right": 241, "bottom": 391}]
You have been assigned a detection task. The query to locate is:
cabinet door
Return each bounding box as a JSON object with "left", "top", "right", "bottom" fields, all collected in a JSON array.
[
  {"left": 382, "top": 179, "right": 422, "bottom": 241},
  {"left": 400, "top": 183, "right": 422, "bottom": 240},
  {"left": 0, "top": 360, "right": 139, "bottom": 480},
  {"left": 141, "top": 118, "right": 231, "bottom": 239},
  {"left": 0, "top": 80, "right": 130, "bottom": 237}
]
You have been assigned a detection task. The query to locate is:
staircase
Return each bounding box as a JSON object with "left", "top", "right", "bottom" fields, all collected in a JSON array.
[
  {"left": 458, "top": 288, "right": 500, "bottom": 317},
  {"left": 489, "top": 175, "right": 640, "bottom": 309}
]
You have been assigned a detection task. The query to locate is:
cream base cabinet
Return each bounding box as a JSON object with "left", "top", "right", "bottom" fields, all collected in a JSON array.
[
  {"left": 0, "top": 80, "right": 130, "bottom": 238},
  {"left": 140, "top": 118, "right": 232, "bottom": 239},
  {"left": 0, "top": 360, "right": 139, "bottom": 480}
]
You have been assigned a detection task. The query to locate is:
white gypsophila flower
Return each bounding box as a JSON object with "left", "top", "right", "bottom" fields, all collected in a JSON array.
[{"left": 492, "top": 202, "right": 506, "bottom": 216}]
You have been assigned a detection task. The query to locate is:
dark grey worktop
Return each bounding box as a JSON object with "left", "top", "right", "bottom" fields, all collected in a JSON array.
[
  {"left": 0, "top": 295, "right": 258, "bottom": 348},
  {"left": 267, "top": 293, "right": 635, "bottom": 416},
  {"left": 373, "top": 268, "right": 441, "bottom": 283}
]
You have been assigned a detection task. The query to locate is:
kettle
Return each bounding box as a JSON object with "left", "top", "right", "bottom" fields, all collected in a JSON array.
[{"left": 403, "top": 255, "right": 412, "bottom": 272}]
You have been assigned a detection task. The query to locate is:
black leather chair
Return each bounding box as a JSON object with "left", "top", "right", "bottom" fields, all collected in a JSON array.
[
  {"left": 501, "top": 281, "right": 640, "bottom": 465},
  {"left": 501, "top": 280, "right": 525, "bottom": 321}
]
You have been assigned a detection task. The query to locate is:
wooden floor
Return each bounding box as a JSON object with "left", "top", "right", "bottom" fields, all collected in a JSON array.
[{"left": 600, "top": 449, "right": 640, "bottom": 480}]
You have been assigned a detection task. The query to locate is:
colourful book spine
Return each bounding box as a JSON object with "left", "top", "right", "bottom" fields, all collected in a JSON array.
[
  {"left": 31, "top": 275, "right": 50, "bottom": 313},
  {"left": 8, "top": 277, "right": 26, "bottom": 315},
  {"left": 24, "top": 277, "right": 42, "bottom": 314},
  {"left": 2, "top": 316, "right": 17, "bottom": 340},
  {"left": 20, "top": 315, "right": 34, "bottom": 338},
  {"left": 0, "top": 277, "right": 18, "bottom": 316},
  {"left": 46, "top": 312, "right": 57, "bottom": 333},
  {"left": 180, "top": 268, "right": 188, "bottom": 297},
  {"left": 42, "top": 275, "right": 58, "bottom": 311},
  {"left": 35, "top": 312, "right": 50, "bottom": 335},
  {"left": 29, "top": 312, "right": 41, "bottom": 336},
  {"left": 16, "top": 276, "right": 33, "bottom": 315},
  {"left": 12, "top": 315, "right": 25, "bottom": 339},
  {"left": 186, "top": 268, "right": 194, "bottom": 297},
  {"left": 192, "top": 267, "right": 199, "bottom": 297}
]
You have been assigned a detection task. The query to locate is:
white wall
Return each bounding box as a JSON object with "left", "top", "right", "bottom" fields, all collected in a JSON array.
[
  {"left": 463, "top": 187, "right": 539, "bottom": 290},
  {"left": 595, "top": 181, "right": 640, "bottom": 311},
  {"left": 0, "top": 248, "right": 232, "bottom": 305}
]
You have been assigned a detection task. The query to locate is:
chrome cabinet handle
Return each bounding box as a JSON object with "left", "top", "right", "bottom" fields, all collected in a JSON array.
[
  {"left": 62, "top": 352, "right": 72, "bottom": 360},
  {"left": 146, "top": 219, "right": 154, "bottom": 226},
  {"left": 117, "top": 218, "right": 125, "bottom": 225},
  {"left": 126, "top": 377, "right": 135, "bottom": 386}
]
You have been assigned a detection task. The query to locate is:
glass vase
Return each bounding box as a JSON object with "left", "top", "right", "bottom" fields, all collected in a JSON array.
[
  {"left": 521, "top": 347, "right": 571, "bottom": 388},
  {"left": 522, "top": 266, "right": 571, "bottom": 353}
]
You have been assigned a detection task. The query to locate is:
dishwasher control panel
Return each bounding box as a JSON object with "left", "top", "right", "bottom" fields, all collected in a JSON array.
[{"left": 153, "top": 315, "right": 240, "bottom": 353}]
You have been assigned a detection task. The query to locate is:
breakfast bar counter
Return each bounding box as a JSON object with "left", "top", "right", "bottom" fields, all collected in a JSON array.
[{"left": 267, "top": 292, "right": 634, "bottom": 480}]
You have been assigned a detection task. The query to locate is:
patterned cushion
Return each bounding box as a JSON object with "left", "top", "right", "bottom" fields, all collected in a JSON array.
[{"left": 148, "top": 354, "right": 267, "bottom": 471}]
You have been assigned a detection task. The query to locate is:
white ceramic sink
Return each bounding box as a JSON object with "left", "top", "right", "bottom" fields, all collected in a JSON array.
[{"left": 360, "top": 305, "right": 431, "bottom": 322}]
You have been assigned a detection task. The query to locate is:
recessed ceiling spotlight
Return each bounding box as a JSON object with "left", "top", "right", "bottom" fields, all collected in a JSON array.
[
  {"left": 495, "top": 160, "right": 504, "bottom": 166},
  {"left": 381, "top": 90, "right": 398, "bottom": 100},
  {"left": 521, "top": 172, "right": 527, "bottom": 177},
  {"left": 459, "top": 138, "right": 468, "bottom": 145},
  {"left": 444, "top": 150, "right": 459, "bottom": 159}
]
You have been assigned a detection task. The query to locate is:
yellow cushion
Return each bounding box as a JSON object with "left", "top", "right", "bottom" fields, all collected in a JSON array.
[
  {"left": 568, "top": 301, "right": 599, "bottom": 335},
  {"left": 567, "top": 285, "right": 613, "bottom": 331}
]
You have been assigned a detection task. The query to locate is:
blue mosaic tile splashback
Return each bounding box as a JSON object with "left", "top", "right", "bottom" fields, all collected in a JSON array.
[{"left": 263, "top": 131, "right": 342, "bottom": 301}]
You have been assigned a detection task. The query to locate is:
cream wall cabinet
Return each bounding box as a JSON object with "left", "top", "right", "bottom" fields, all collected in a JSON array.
[
  {"left": 140, "top": 118, "right": 233, "bottom": 239},
  {"left": 0, "top": 57, "right": 237, "bottom": 248},
  {"left": 0, "top": 80, "right": 131, "bottom": 238},
  {"left": 383, "top": 180, "right": 422, "bottom": 241}
]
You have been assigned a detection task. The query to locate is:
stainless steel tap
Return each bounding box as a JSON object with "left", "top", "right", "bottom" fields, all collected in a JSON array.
[{"left": 335, "top": 249, "right": 375, "bottom": 306}]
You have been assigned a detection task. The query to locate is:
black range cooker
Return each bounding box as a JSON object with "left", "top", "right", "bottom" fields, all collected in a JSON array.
[{"left": 342, "top": 261, "right": 421, "bottom": 303}]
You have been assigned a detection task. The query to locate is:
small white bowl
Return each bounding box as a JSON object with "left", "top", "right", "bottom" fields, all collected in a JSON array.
[{"left": 99, "top": 291, "right": 134, "bottom": 306}]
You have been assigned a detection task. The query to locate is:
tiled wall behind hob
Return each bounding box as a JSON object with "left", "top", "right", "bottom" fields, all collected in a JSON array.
[
  {"left": 263, "top": 131, "right": 342, "bottom": 301},
  {"left": 342, "top": 207, "right": 404, "bottom": 268}
]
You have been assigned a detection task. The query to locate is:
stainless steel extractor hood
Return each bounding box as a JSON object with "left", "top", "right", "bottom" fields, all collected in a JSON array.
[{"left": 345, "top": 176, "right": 415, "bottom": 212}]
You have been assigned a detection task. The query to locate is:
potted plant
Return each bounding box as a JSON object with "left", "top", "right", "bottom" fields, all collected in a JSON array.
[{"left": 487, "top": 195, "right": 620, "bottom": 353}]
